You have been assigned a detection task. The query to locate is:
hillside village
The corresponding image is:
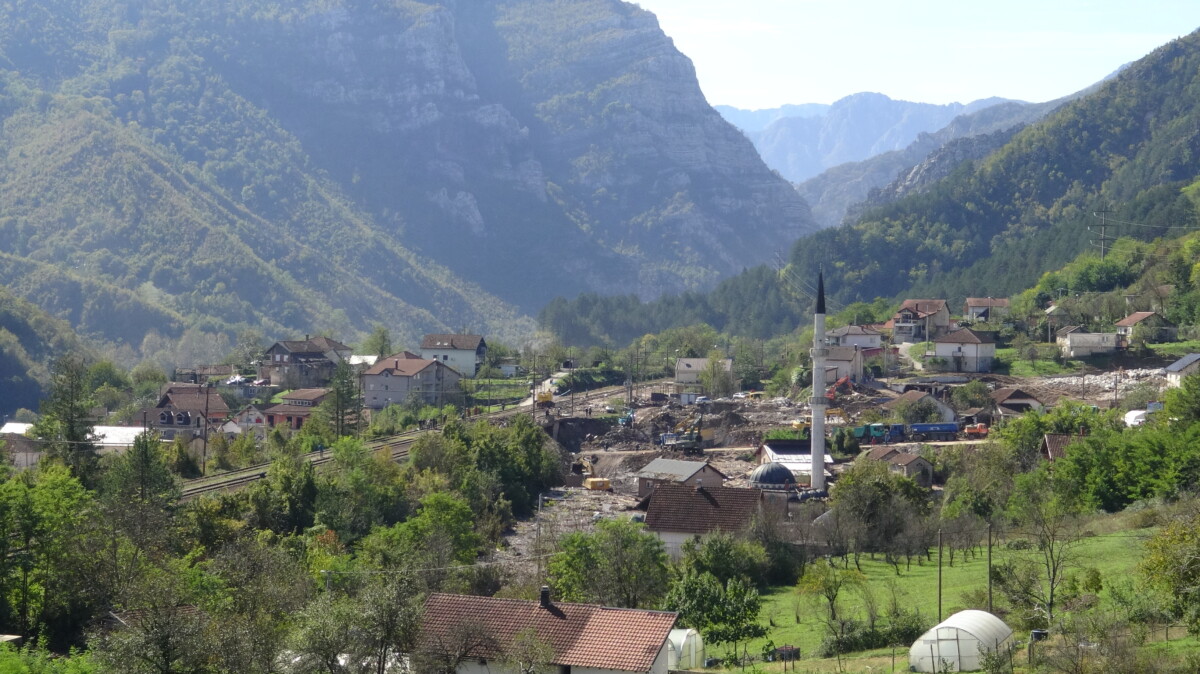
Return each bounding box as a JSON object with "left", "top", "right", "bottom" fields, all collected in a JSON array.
[
  {"left": 7, "top": 283, "right": 1200, "bottom": 672},
  {"left": 4, "top": 1, "right": 1200, "bottom": 672}
]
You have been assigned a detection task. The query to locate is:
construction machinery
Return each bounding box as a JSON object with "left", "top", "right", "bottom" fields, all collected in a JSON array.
[
  {"left": 617, "top": 409, "right": 635, "bottom": 426},
  {"left": 535, "top": 390, "right": 555, "bottom": 409},
  {"left": 962, "top": 423, "right": 989, "bottom": 438},
  {"left": 663, "top": 413, "right": 709, "bottom": 454},
  {"left": 826, "top": 375, "right": 852, "bottom": 401}
]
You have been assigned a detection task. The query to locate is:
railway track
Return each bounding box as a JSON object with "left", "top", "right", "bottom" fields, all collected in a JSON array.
[{"left": 178, "top": 381, "right": 654, "bottom": 500}]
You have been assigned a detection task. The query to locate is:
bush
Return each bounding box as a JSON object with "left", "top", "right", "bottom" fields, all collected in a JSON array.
[{"left": 816, "top": 611, "right": 929, "bottom": 656}]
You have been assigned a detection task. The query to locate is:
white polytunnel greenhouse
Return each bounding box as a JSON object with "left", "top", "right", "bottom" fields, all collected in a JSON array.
[
  {"left": 666, "top": 628, "right": 704, "bottom": 670},
  {"left": 909, "top": 610, "right": 1013, "bottom": 672}
]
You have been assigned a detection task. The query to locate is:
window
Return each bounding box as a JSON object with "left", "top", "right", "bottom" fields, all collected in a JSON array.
[
  {"left": 176, "top": 412, "right": 189, "bottom": 425},
  {"left": 159, "top": 412, "right": 170, "bottom": 425}
]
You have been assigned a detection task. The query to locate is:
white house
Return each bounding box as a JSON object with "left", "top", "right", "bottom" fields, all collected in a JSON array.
[
  {"left": 418, "top": 591, "right": 677, "bottom": 674},
  {"left": 1166, "top": 353, "right": 1200, "bottom": 388},
  {"left": 420, "top": 334, "right": 486, "bottom": 378},
  {"left": 674, "top": 357, "right": 733, "bottom": 385},
  {"left": 991, "top": 387, "right": 1043, "bottom": 417},
  {"left": 1060, "top": 331, "right": 1118, "bottom": 358},
  {"left": 826, "top": 325, "right": 883, "bottom": 349},
  {"left": 932, "top": 328, "right": 995, "bottom": 373},
  {"left": 825, "top": 346, "right": 865, "bottom": 383},
  {"left": 362, "top": 352, "right": 462, "bottom": 409}
]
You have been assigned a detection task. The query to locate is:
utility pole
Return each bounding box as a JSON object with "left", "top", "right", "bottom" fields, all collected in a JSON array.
[
  {"left": 202, "top": 381, "right": 211, "bottom": 476},
  {"left": 987, "top": 522, "right": 994, "bottom": 613},
  {"left": 937, "top": 528, "right": 943, "bottom": 622},
  {"left": 1092, "top": 209, "right": 1115, "bottom": 259}
]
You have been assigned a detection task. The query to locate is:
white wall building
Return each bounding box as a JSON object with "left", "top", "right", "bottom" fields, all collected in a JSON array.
[{"left": 420, "top": 334, "right": 486, "bottom": 378}]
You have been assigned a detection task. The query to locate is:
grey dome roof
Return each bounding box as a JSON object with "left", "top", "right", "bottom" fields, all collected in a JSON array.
[{"left": 750, "top": 462, "right": 795, "bottom": 487}]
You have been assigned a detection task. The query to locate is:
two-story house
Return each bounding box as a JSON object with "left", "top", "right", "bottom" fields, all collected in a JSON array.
[
  {"left": 263, "top": 388, "right": 330, "bottom": 430},
  {"left": 143, "top": 384, "right": 230, "bottom": 441},
  {"left": 933, "top": 328, "right": 996, "bottom": 373},
  {"left": 258, "top": 336, "right": 352, "bottom": 389},
  {"left": 362, "top": 352, "right": 463, "bottom": 409},
  {"left": 891, "top": 300, "right": 951, "bottom": 342},
  {"left": 420, "top": 334, "right": 486, "bottom": 378}
]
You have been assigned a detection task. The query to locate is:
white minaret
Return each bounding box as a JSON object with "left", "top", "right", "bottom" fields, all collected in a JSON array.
[{"left": 809, "top": 272, "right": 828, "bottom": 492}]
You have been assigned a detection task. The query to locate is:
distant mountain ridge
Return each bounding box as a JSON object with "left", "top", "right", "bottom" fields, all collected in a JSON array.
[
  {"left": 0, "top": 0, "right": 814, "bottom": 365},
  {"left": 718, "top": 93, "right": 1020, "bottom": 184}
]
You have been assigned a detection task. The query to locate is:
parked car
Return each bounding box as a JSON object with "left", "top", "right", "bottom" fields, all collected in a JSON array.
[{"left": 695, "top": 396, "right": 711, "bottom": 404}]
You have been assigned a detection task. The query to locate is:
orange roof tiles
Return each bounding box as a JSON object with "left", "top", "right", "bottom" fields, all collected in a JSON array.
[{"left": 419, "top": 593, "right": 676, "bottom": 672}]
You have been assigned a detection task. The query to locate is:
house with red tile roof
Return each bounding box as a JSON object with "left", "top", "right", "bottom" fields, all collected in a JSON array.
[
  {"left": 636, "top": 483, "right": 783, "bottom": 557},
  {"left": 140, "top": 383, "right": 230, "bottom": 441},
  {"left": 892, "top": 299, "right": 950, "bottom": 342},
  {"left": 1114, "top": 311, "right": 1176, "bottom": 343},
  {"left": 417, "top": 590, "right": 677, "bottom": 674},
  {"left": 362, "top": 352, "right": 462, "bottom": 409},
  {"left": 932, "top": 328, "right": 995, "bottom": 373},
  {"left": 263, "top": 388, "right": 329, "bottom": 430}
]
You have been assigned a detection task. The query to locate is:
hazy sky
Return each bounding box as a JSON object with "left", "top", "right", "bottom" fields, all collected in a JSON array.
[{"left": 634, "top": 0, "right": 1200, "bottom": 109}]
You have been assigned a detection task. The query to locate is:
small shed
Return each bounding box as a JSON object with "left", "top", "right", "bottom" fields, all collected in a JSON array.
[
  {"left": 667, "top": 628, "right": 704, "bottom": 670},
  {"left": 910, "top": 610, "right": 1013, "bottom": 673}
]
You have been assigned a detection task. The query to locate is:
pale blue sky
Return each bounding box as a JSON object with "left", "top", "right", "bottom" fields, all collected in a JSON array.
[{"left": 634, "top": 0, "right": 1200, "bottom": 109}]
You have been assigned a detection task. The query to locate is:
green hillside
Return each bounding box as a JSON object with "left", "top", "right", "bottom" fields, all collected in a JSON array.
[
  {"left": 0, "top": 286, "right": 87, "bottom": 414},
  {"left": 0, "top": 0, "right": 811, "bottom": 363},
  {"left": 539, "top": 29, "right": 1200, "bottom": 346}
]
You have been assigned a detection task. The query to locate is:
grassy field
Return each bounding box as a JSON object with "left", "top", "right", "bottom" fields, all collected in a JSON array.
[
  {"left": 993, "top": 347, "right": 1084, "bottom": 376},
  {"left": 1149, "top": 339, "right": 1200, "bottom": 358},
  {"left": 703, "top": 520, "right": 1177, "bottom": 672}
]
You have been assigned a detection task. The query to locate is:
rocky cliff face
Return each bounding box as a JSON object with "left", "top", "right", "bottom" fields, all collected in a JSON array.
[
  {"left": 203, "top": 0, "right": 818, "bottom": 304},
  {"left": 735, "top": 93, "right": 1011, "bottom": 184},
  {"left": 0, "top": 0, "right": 816, "bottom": 350}
]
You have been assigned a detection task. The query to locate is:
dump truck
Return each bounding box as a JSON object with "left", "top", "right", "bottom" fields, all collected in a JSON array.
[{"left": 908, "top": 422, "right": 959, "bottom": 442}]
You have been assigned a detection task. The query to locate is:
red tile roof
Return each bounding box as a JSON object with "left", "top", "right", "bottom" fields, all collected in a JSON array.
[
  {"left": 1042, "top": 433, "right": 1081, "bottom": 461},
  {"left": 641, "top": 484, "right": 764, "bottom": 535},
  {"left": 991, "top": 387, "right": 1039, "bottom": 404},
  {"left": 863, "top": 446, "right": 899, "bottom": 462},
  {"left": 363, "top": 354, "right": 438, "bottom": 377},
  {"left": 1115, "top": 311, "right": 1159, "bottom": 327},
  {"left": 934, "top": 328, "right": 995, "bottom": 345},
  {"left": 889, "top": 453, "right": 929, "bottom": 467},
  {"left": 419, "top": 593, "right": 675, "bottom": 672},
  {"left": 896, "top": 299, "right": 947, "bottom": 318},
  {"left": 881, "top": 390, "right": 932, "bottom": 408},
  {"left": 282, "top": 388, "right": 331, "bottom": 402}
]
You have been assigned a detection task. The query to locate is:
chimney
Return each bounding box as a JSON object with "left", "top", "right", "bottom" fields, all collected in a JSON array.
[
  {"left": 695, "top": 479, "right": 703, "bottom": 491},
  {"left": 539, "top": 586, "right": 552, "bottom": 609},
  {"left": 395, "top": 359, "right": 400, "bottom": 369}
]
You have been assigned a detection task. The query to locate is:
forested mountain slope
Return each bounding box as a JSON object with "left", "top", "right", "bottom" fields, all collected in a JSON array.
[
  {"left": 0, "top": 286, "right": 87, "bottom": 414},
  {"left": 791, "top": 30, "right": 1200, "bottom": 309},
  {"left": 0, "top": 0, "right": 812, "bottom": 359},
  {"left": 540, "top": 30, "right": 1200, "bottom": 346}
]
